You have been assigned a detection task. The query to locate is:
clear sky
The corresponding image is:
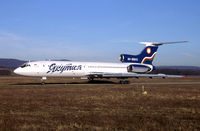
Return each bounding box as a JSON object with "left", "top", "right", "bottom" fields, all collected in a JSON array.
[{"left": 0, "top": 0, "right": 199, "bottom": 66}]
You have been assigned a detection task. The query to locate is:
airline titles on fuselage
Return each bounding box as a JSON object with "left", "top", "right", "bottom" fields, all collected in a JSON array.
[{"left": 47, "top": 63, "right": 82, "bottom": 74}]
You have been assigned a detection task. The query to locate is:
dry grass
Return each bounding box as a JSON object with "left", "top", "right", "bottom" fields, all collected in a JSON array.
[{"left": 0, "top": 77, "right": 200, "bottom": 130}]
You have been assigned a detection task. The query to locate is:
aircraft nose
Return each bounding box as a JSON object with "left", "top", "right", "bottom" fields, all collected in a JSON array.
[{"left": 14, "top": 68, "right": 20, "bottom": 75}]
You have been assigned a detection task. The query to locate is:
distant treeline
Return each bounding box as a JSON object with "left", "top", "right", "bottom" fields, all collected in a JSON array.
[{"left": 152, "top": 68, "right": 200, "bottom": 75}]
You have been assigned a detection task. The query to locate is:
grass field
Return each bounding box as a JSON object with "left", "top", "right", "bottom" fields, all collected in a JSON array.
[{"left": 0, "top": 77, "right": 200, "bottom": 130}]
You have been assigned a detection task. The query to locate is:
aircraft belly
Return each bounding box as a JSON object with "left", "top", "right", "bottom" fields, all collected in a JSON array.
[
  {"left": 39, "top": 70, "right": 85, "bottom": 77},
  {"left": 88, "top": 67, "right": 127, "bottom": 74}
]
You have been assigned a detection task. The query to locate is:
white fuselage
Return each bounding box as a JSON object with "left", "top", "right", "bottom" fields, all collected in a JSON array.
[{"left": 14, "top": 61, "right": 152, "bottom": 78}]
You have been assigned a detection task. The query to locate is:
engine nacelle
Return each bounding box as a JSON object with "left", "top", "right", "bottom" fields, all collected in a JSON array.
[
  {"left": 120, "top": 54, "right": 139, "bottom": 63},
  {"left": 127, "top": 64, "right": 152, "bottom": 73}
]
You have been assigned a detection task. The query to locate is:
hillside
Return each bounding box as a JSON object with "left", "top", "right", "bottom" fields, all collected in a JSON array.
[
  {"left": 156, "top": 66, "right": 200, "bottom": 70},
  {"left": 0, "top": 58, "right": 26, "bottom": 68},
  {"left": 0, "top": 58, "right": 70, "bottom": 68}
]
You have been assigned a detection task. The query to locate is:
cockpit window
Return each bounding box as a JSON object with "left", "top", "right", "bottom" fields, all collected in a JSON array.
[{"left": 20, "top": 63, "right": 31, "bottom": 68}]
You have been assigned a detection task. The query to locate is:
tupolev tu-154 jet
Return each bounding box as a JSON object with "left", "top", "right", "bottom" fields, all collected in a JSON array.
[{"left": 14, "top": 41, "right": 188, "bottom": 84}]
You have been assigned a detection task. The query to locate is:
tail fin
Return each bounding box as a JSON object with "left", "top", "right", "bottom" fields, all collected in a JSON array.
[
  {"left": 120, "top": 41, "right": 188, "bottom": 65},
  {"left": 120, "top": 46, "right": 158, "bottom": 64}
]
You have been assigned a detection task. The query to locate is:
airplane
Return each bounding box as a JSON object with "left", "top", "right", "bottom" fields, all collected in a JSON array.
[{"left": 14, "top": 41, "right": 188, "bottom": 84}]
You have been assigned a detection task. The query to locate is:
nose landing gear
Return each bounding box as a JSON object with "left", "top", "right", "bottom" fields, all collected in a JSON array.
[{"left": 41, "top": 77, "right": 47, "bottom": 85}]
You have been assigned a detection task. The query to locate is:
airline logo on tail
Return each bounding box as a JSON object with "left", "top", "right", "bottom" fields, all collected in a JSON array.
[
  {"left": 146, "top": 47, "right": 151, "bottom": 54},
  {"left": 142, "top": 52, "right": 156, "bottom": 64},
  {"left": 141, "top": 47, "right": 156, "bottom": 64}
]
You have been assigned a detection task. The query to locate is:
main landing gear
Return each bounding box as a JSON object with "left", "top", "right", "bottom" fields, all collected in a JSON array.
[{"left": 119, "top": 80, "right": 130, "bottom": 84}]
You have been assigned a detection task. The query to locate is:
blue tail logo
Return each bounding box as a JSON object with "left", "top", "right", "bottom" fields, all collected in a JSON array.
[{"left": 120, "top": 46, "right": 158, "bottom": 65}]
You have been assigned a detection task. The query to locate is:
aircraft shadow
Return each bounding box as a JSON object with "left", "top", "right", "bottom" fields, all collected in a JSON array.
[{"left": 11, "top": 80, "right": 119, "bottom": 86}]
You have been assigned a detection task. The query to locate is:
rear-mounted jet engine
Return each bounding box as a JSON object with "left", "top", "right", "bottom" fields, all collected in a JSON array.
[{"left": 127, "top": 64, "right": 152, "bottom": 73}]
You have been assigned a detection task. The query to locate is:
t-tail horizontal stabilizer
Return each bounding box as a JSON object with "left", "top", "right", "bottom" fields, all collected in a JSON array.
[{"left": 140, "top": 41, "right": 188, "bottom": 46}]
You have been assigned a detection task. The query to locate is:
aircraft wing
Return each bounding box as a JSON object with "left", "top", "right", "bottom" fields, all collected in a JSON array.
[{"left": 87, "top": 72, "right": 183, "bottom": 79}]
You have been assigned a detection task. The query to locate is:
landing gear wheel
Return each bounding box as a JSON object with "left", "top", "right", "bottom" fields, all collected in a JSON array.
[
  {"left": 119, "top": 80, "right": 130, "bottom": 84},
  {"left": 88, "top": 77, "right": 94, "bottom": 81},
  {"left": 41, "top": 77, "right": 47, "bottom": 85}
]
